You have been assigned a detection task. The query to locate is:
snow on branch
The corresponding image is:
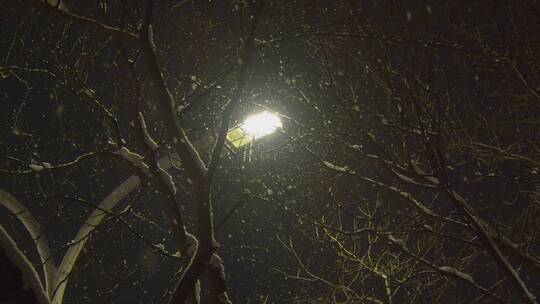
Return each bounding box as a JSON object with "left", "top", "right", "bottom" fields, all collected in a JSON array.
[
  {"left": 439, "top": 266, "right": 473, "bottom": 282},
  {"left": 384, "top": 232, "right": 504, "bottom": 303},
  {"left": 322, "top": 160, "right": 353, "bottom": 174},
  {"left": 52, "top": 154, "right": 180, "bottom": 304},
  {"left": 158, "top": 166, "right": 176, "bottom": 195},
  {"left": 185, "top": 233, "right": 198, "bottom": 258},
  {"left": 0, "top": 225, "right": 50, "bottom": 304},
  {"left": 387, "top": 234, "right": 408, "bottom": 251},
  {"left": 208, "top": 254, "right": 225, "bottom": 272},
  {"left": 0, "top": 189, "right": 56, "bottom": 297},
  {"left": 208, "top": 253, "right": 232, "bottom": 304},
  {"left": 113, "top": 147, "right": 150, "bottom": 175},
  {"left": 35, "top": 0, "right": 138, "bottom": 41},
  {"left": 52, "top": 175, "right": 140, "bottom": 304},
  {"left": 173, "top": 232, "right": 198, "bottom": 259},
  {"left": 217, "top": 292, "right": 232, "bottom": 304},
  {"left": 449, "top": 191, "right": 537, "bottom": 303},
  {"left": 137, "top": 112, "right": 158, "bottom": 151},
  {"left": 29, "top": 163, "right": 51, "bottom": 172}
]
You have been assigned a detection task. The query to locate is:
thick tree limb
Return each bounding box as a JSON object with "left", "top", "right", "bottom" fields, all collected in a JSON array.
[
  {"left": 0, "top": 225, "right": 50, "bottom": 304},
  {"left": 0, "top": 190, "right": 55, "bottom": 298}
]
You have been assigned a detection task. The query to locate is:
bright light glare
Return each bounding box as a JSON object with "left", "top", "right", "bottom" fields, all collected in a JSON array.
[{"left": 241, "top": 111, "right": 282, "bottom": 138}]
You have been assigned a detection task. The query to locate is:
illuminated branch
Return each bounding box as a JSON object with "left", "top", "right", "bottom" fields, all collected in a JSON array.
[
  {"left": 0, "top": 189, "right": 56, "bottom": 299},
  {"left": 0, "top": 225, "right": 50, "bottom": 304},
  {"left": 51, "top": 154, "right": 180, "bottom": 304},
  {"left": 32, "top": 0, "right": 138, "bottom": 42}
]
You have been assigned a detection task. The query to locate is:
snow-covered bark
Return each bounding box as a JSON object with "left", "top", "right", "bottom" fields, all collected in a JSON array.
[
  {"left": 0, "top": 225, "right": 50, "bottom": 304},
  {"left": 393, "top": 161, "right": 537, "bottom": 303},
  {"left": 51, "top": 174, "right": 140, "bottom": 304},
  {"left": 138, "top": 112, "right": 158, "bottom": 151},
  {"left": 449, "top": 191, "right": 538, "bottom": 303},
  {"left": 0, "top": 189, "right": 56, "bottom": 297},
  {"left": 113, "top": 147, "right": 150, "bottom": 174},
  {"left": 208, "top": 254, "right": 232, "bottom": 304},
  {"left": 51, "top": 153, "right": 179, "bottom": 304},
  {"left": 385, "top": 234, "right": 504, "bottom": 302},
  {"left": 321, "top": 160, "right": 351, "bottom": 173}
]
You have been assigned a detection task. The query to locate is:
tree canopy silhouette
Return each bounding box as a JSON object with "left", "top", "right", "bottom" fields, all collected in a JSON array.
[{"left": 1, "top": 1, "right": 539, "bottom": 303}]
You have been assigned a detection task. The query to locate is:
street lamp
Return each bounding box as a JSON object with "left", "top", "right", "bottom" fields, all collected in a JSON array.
[{"left": 226, "top": 111, "right": 282, "bottom": 151}]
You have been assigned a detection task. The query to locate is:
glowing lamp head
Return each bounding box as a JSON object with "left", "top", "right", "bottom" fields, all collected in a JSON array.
[
  {"left": 225, "top": 111, "right": 283, "bottom": 151},
  {"left": 241, "top": 111, "right": 282, "bottom": 138}
]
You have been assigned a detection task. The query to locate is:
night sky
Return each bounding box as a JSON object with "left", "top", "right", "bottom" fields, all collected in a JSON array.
[{"left": 1, "top": 1, "right": 540, "bottom": 303}]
